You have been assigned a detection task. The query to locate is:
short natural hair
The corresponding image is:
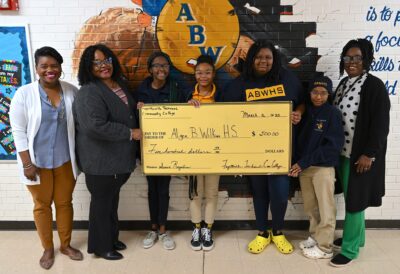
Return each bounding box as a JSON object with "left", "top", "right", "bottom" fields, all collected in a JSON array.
[{"left": 34, "top": 46, "right": 63, "bottom": 66}]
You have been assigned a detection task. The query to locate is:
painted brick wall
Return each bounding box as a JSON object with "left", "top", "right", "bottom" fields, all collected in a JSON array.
[{"left": 0, "top": 0, "right": 399, "bottom": 222}]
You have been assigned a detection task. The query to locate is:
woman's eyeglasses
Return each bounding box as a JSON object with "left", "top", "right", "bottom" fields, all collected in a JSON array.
[
  {"left": 93, "top": 57, "right": 113, "bottom": 67},
  {"left": 342, "top": 55, "right": 363, "bottom": 64}
]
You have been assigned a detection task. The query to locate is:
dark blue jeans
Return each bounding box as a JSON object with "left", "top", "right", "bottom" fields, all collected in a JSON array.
[
  {"left": 147, "top": 176, "right": 171, "bottom": 226},
  {"left": 249, "top": 175, "right": 289, "bottom": 231}
]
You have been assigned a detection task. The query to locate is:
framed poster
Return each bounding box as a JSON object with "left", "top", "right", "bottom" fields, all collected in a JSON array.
[{"left": 0, "top": 24, "right": 33, "bottom": 160}]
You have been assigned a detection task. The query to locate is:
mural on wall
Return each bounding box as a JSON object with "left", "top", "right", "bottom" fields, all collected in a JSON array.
[
  {"left": 73, "top": 0, "right": 318, "bottom": 90},
  {"left": 0, "top": 25, "right": 33, "bottom": 160},
  {"left": 72, "top": 0, "right": 319, "bottom": 197}
]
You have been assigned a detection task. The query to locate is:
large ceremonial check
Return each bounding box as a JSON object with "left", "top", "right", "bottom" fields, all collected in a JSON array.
[{"left": 140, "top": 102, "right": 292, "bottom": 175}]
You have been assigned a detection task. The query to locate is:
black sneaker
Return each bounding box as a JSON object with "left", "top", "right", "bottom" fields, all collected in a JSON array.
[
  {"left": 191, "top": 228, "right": 202, "bottom": 251},
  {"left": 330, "top": 254, "right": 352, "bottom": 267},
  {"left": 333, "top": 238, "right": 342, "bottom": 251},
  {"left": 201, "top": 227, "right": 214, "bottom": 251}
]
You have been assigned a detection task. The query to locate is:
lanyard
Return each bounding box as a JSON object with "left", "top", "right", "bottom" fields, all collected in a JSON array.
[{"left": 336, "top": 74, "right": 364, "bottom": 105}]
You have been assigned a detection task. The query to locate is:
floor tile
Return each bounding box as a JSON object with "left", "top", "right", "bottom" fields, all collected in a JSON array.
[{"left": 0, "top": 229, "right": 399, "bottom": 274}]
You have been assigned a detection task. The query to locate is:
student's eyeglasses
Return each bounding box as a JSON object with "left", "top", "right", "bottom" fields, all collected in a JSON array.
[
  {"left": 151, "top": 64, "right": 170, "bottom": 69},
  {"left": 92, "top": 57, "right": 113, "bottom": 67},
  {"left": 342, "top": 55, "right": 363, "bottom": 64},
  {"left": 310, "top": 91, "right": 329, "bottom": 97}
]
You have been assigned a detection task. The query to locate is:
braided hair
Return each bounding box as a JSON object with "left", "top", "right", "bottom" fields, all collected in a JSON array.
[{"left": 339, "top": 39, "right": 374, "bottom": 77}]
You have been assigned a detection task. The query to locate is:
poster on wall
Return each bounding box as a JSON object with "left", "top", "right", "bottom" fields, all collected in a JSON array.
[{"left": 0, "top": 25, "right": 33, "bottom": 160}]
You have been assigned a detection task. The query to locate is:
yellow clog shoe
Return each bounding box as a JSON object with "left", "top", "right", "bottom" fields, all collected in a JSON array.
[
  {"left": 247, "top": 233, "right": 271, "bottom": 254},
  {"left": 272, "top": 233, "right": 294, "bottom": 254}
]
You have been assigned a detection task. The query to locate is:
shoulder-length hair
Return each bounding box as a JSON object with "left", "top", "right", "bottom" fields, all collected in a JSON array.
[
  {"left": 78, "top": 44, "right": 124, "bottom": 86},
  {"left": 241, "top": 40, "right": 281, "bottom": 82},
  {"left": 339, "top": 39, "right": 374, "bottom": 77}
]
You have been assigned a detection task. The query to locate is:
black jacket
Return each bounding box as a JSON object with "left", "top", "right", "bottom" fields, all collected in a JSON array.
[
  {"left": 73, "top": 80, "right": 138, "bottom": 175},
  {"left": 335, "top": 73, "right": 390, "bottom": 212},
  {"left": 296, "top": 103, "right": 344, "bottom": 169},
  {"left": 137, "top": 76, "right": 186, "bottom": 104}
]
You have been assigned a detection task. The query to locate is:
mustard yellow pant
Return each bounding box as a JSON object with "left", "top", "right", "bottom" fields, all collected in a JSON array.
[{"left": 27, "top": 161, "right": 76, "bottom": 249}]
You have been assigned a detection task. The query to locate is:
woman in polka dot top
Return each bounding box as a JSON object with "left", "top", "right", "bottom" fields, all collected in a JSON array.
[{"left": 330, "top": 39, "right": 391, "bottom": 267}]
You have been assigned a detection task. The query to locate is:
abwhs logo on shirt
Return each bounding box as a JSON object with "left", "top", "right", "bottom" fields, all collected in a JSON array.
[{"left": 245, "top": 84, "right": 285, "bottom": 101}]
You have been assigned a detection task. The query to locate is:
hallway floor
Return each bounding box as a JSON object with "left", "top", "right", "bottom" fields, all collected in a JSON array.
[{"left": 0, "top": 229, "right": 399, "bottom": 274}]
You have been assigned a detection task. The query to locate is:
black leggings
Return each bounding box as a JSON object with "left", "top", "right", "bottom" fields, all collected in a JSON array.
[{"left": 147, "top": 176, "right": 171, "bottom": 226}]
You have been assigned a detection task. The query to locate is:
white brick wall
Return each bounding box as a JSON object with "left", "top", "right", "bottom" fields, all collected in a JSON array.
[{"left": 0, "top": 0, "right": 399, "bottom": 222}]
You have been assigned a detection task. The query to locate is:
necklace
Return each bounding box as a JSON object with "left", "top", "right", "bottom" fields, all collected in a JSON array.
[{"left": 336, "top": 74, "right": 364, "bottom": 104}]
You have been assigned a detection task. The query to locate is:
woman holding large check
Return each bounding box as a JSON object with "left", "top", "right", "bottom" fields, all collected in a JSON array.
[{"left": 221, "top": 40, "right": 304, "bottom": 255}]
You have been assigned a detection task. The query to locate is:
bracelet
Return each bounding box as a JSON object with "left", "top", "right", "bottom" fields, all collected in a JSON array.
[{"left": 23, "top": 163, "right": 33, "bottom": 169}]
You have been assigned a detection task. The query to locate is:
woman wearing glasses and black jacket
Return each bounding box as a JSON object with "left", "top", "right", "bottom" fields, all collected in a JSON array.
[
  {"left": 329, "top": 39, "right": 390, "bottom": 267},
  {"left": 73, "top": 44, "right": 141, "bottom": 260}
]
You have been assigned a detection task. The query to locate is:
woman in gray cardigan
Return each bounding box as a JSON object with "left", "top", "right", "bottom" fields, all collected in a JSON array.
[{"left": 73, "top": 44, "right": 141, "bottom": 260}]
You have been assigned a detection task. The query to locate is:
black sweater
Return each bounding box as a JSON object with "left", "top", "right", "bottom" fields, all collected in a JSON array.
[
  {"left": 337, "top": 73, "right": 391, "bottom": 212},
  {"left": 73, "top": 80, "right": 138, "bottom": 175}
]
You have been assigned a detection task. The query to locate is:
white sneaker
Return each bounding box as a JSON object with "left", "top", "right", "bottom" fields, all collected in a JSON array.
[
  {"left": 299, "top": 236, "right": 317, "bottom": 250},
  {"left": 143, "top": 231, "right": 158, "bottom": 249},
  {"left": 159, "top": 233, "right": 176, "bottom": 250},
  {"left": 302, "top": 245, "right": 333, "bottom": 259}
]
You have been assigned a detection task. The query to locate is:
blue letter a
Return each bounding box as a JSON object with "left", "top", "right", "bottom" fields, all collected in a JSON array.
[{"left": 176, "top": 3, "right": 195, "bottom": 22}]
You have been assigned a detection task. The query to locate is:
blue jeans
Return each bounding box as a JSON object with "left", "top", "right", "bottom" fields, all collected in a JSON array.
[{"left": 249, "top": 175, "right": 289, "bottom": 231}]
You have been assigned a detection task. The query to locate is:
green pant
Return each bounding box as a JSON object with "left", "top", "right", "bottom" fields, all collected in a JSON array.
[{"left": 339, "top": 156, "right": 365, "bottom": 259}]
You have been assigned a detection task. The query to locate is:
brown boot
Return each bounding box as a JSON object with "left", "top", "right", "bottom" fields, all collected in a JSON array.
[
  {"left": 60, "top": 246, "right": 84, "bottom": 261},
  {"left": 39, "top": 248, "right": 55, "bottom": 270}
]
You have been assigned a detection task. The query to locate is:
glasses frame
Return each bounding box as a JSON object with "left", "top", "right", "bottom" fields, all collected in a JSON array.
[
  {"left": 342, "top": 55, "right": 363, "bottom": 64},
  {"left": 92, "top": 57, "right": 113, "bottom": 68},
  {"left": 310, "top": 90, "right": 329, "bottom": 97}
]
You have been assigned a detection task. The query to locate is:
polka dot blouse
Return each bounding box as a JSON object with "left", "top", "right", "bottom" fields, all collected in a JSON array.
[{"left": 333, "top": 73, "right": 367, "bottom": 158}]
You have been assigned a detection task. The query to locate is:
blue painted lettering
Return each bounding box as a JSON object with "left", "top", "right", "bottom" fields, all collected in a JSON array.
[
  {"left": 366, "top": 6, "right": 377, "bottom": 21},
  {"left": 176, "top": 3, "right": 195, "bottom": 22},
  {"left": 188, "top": 25, "right": 205, "bottom": 45},
  {"left": 395, "top": 10, "right": 400, "bottom": 26},
  {"left": 380, "top": 6, "right": 392, "bottom": 21},
  {"left": 374, "top": 31, "right": 400, "bottom": 52},
  {"left": 199, "top": 46, "right": 225, "bottom": 63},
  {"left": 370, "top": 56, "right": 395, "bottom": 72},
  {"left": 385, "top": 80, "right": 397, "bottom": 95}
]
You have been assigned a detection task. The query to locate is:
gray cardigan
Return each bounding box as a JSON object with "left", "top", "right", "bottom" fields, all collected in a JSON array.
[{"left": 73, "top": 80, "right": 138, "bottom": 175}]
